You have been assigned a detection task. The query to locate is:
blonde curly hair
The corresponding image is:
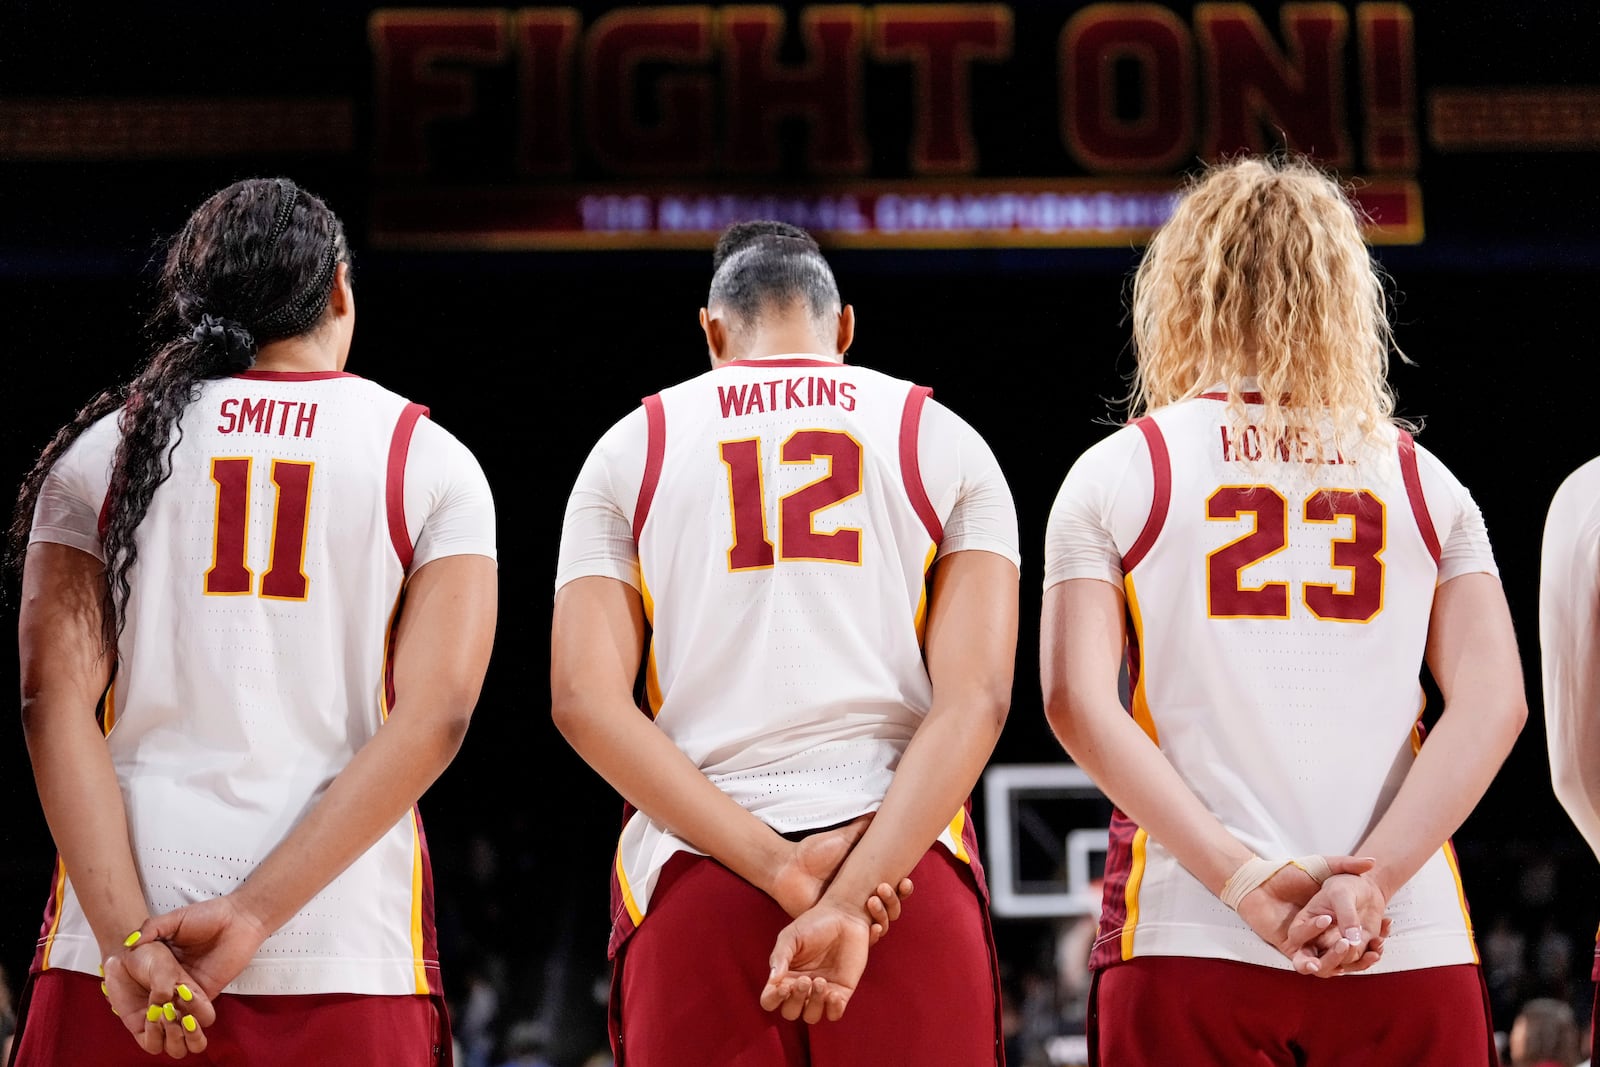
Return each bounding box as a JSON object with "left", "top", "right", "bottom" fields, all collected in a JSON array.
[{"left": 1129, "top": 156, "right": 1403, "bottom": 459}]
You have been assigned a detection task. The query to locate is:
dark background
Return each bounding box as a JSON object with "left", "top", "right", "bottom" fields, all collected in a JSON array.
[{"left": 2, "top": 2, "right": 1598, "bottom": 1063}]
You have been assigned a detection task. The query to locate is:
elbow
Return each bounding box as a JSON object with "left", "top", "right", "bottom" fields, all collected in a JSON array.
[
  {"left": 549, "top": 682, "right": 589, "bottom": 747},
  {"left": 1502, "top": 691, "right": 1530, "bottom": 747},
  {"left": 978, "top": 685, "right": 1011, "bottom": 740},
  {"left": 1040, "top": 687, "right": 1084, "bottom": 760},
  {"left": 416, "top": 677, "right": 480, "bottom": 760}
]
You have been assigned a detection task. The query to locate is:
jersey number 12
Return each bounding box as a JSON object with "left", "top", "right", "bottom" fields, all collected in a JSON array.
[{"left": 720, "top": 431, "right": 863, "bottom": 570}]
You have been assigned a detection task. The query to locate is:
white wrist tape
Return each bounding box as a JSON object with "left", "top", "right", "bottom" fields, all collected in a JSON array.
[
  {"left": 1219, "top": 856, "right": 1291, "bottom": 911},
  {"left": 1291, "top": 855, "right": 1333, "bottom": 884}
]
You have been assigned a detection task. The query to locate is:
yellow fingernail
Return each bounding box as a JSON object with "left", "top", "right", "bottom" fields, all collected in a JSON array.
[
  {"left": 163, "top": 1003, "right": 177, "bottom": 1022},
  {"left": 112, "top": 1007, "right": 120, "bottom": 1016},
  {"left": 124, "top": 931, "right": 142, "bottom": 948},
  {"left": 101, "top": 981, "right": 109, "bottom": 997},
  {"left": 183, "top": 1016, "right": 197, "bottom": 1033},
  {"left": 177, "top": 984, "right": 193, "bottom": 1002},
  {"left": 147, "top": 1005, "right": 162, "bottom": 1022},
  {"left": 98, "top": 964, "right": 105, "bottom": 976}
]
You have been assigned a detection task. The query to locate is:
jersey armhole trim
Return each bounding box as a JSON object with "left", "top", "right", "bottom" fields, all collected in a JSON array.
[
  {"left": 1121, "top": 417, "right": 1171, "bottom": 572},
  {"left": 386, "top": 403, "right": 431, "bottom": 571},
  {"left": 1398, "top": 430, "right": 1442, "bottom": 566},
  {"left": 633, "top": 394, "right": 666, "bottom": 541},
  {"left": 899, "top": 386, "right": 943, "bottom": 543}
]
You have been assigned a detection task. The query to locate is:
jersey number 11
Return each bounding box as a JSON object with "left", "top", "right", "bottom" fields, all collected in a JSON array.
[{"left": 203, "top": 456, "right": 315, "bottom": 600}]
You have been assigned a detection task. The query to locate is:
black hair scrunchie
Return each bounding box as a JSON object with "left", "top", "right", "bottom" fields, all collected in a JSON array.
[{"left": 191, "top": 314, "right": 258, "bottom": 371}]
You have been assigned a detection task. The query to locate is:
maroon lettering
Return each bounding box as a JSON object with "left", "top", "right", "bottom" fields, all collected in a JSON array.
[
  {"left": 240, "top": 398, "right": 269, "bottom": 434},
  {"left": 1197, "top": 4, "right": 1352, "bottom": 166},
  {"left": 785, "top": 378, "right": 804, "bottom": 407},
  {"left": 718, "top": 383, "right": 748, "bottom": 418},
  {"left": 370, "top": 10, "right": 509, "bottom": 174},
  {"left": 515, "top": 9, "right": 579, "bottom": 175},
  {"left": 218, "top": 397, "right": 240, "bottom": 435},
  {"left": 722, "top": 7, "right": 867, "bottom": 173},
  {"left": 816, "top": 378, "right": 837, "bottom": 406},
  {"left": 586, "top": 7, "right": 714, "bottom": 174},
  {"left": 839, "top": 381, "right": 857, "bottom": 411},
  {"left": 1358, "top": 4, "right": 1417, "bottom": 172},
  {"left": 1064, "top": 5, "right": 1193, "bottom": 172},
  {"left": 873, "top": 5, "right": 1011, "bottom": 174},
  {"left": 295, "top": 403, "right": 318, "bottom": 439}
]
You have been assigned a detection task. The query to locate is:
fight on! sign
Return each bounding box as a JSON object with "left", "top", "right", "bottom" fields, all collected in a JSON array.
[{"left": 365, "top": 2, "right": 1424, "bottom": 249}]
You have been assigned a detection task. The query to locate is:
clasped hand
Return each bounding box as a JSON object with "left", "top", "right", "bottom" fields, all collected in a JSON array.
[
  {"left": 1237, "top": 856, "right": 1392, "bottom": 977},
  {"left": 760, "top": 815, "right": 914, "bottom": 1024},
  {"left": 100, "top": 893, "right": 272, "bottom": 1059}
]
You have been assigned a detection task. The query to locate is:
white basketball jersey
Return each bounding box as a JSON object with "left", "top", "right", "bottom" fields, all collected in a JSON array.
[
  {"left": 609, "top": 357, "right": 984, "bottom": 953},
  {"left": 1078, "top": 393, "right": 1481, "bottom": 974},
  {"left": 34, "top": 370, "right": 445, "bottom": 996}
]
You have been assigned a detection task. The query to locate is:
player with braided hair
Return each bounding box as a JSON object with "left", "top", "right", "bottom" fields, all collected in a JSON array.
[{"left": 8, "top": 178, "right": 496, "bottom": 1065}]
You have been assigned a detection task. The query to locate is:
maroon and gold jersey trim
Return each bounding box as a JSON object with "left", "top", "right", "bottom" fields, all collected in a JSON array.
[
  {"left": 633, "top": 394, "right": 667, "bottom": 541},
  {"left": 385, "top": 403, "right": 430, "bottom": 570},
  {"left": 232, "top": 370, "right": 359, "bottom": 382},
  {"left": 898, "top": 385, "right": 942, "bottom": 543},
  {"left": 721, "top": 357, "right": 843, "bottom": 370},
  {"left": 1121, "top": 416, "right": 1172, "bottom": 572},
  {"left": 1397, "top": 430, "right": 1441, "bottom": 566}
]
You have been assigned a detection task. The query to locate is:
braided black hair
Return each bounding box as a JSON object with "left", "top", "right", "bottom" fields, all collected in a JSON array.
[{"left": 5, "top": 177, "right": 350, "bottom": 648}]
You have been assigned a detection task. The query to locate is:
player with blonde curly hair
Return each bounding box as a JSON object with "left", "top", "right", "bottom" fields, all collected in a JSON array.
[{"left": 1041, "top": 156, "right": 1525, "bottom": 1065}]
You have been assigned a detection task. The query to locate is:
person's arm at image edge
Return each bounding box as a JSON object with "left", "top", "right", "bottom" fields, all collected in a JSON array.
[
  {"left": 1541, "top": 474, "right": 1600, "bottom": 859},
  {"left": 19, "top": 544, "right": 147, "bottom": 962}
]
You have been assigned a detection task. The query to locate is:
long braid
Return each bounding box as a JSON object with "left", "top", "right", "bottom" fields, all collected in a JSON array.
[{"left": 6, "top": 177, "right": 349, "bottom": 649}]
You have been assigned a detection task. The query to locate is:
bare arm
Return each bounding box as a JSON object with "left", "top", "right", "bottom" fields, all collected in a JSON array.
[
  {"left": 1353, "top": 573, "right": 1527, "bottom": 898},
  {"left": 21, "top": 543, "right": 217, "bottom": 1053},
  {"left": 141, "top": 554, "right": 498, "bottom": 992},
  {"left": 19, "top": 543, "right": 147, "bottom": 958},
  {"left": 1285, "top": 573, "right": 1527, "bottom": 957},
  {"left": 1542, "top": 498, "right": 1600, "bottom": 857},
  {"left": 1041, "top": 576, "right": 1375, "bottom": 972},
  {"left": 813, "top": 549, "right": 1017, "bottom": 910},
  {"left": 1040, "top": 577, "right": 1256, "bottom": 894},
  {"left": 760, "top": 549, "right": 1017, "bottom": 1023},
  {"left": 550, "top": 576, "right": 795, "bottom": 901}
]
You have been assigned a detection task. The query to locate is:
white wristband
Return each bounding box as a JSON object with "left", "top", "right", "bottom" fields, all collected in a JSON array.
[
  {"left": 1291, "top": 855, "right": 1333, "bottom": 884},
  {"left": 1219, "top": 856, "right": 1291, "bottom": 911}
]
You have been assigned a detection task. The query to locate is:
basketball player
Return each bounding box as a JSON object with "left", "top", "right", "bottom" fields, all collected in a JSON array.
[
  {"left": 551, "top": 221, "right": 1019, "bottom": 1065},
  {"left": 1541, "top": 457, "right": 1600, "bottom": 1052},
  {"left": 8, "top": 179, "right": 496, "bottom": 1065},
  {"left": 1041, "top": 157, "right": 1525, "bottom": 1066}
]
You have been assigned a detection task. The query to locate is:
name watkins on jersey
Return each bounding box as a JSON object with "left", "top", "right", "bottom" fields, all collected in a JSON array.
[
  {"left": 217, "top": 397, "right": 320, "bottom": 439},
  {"left": 717, "top": 376, "right": 858, "bottom": 419}
]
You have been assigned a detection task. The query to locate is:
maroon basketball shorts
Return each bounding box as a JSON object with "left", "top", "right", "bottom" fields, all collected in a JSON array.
[
  {"left": 611, "top": 844, "right": 1004, "bottom": 1066},
  {"left": 9, "top": 967, "right": 450, "bottom": 1067},
  {"left": 1090, "top": 954, "right": 1497, "bottom": 1066}
]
